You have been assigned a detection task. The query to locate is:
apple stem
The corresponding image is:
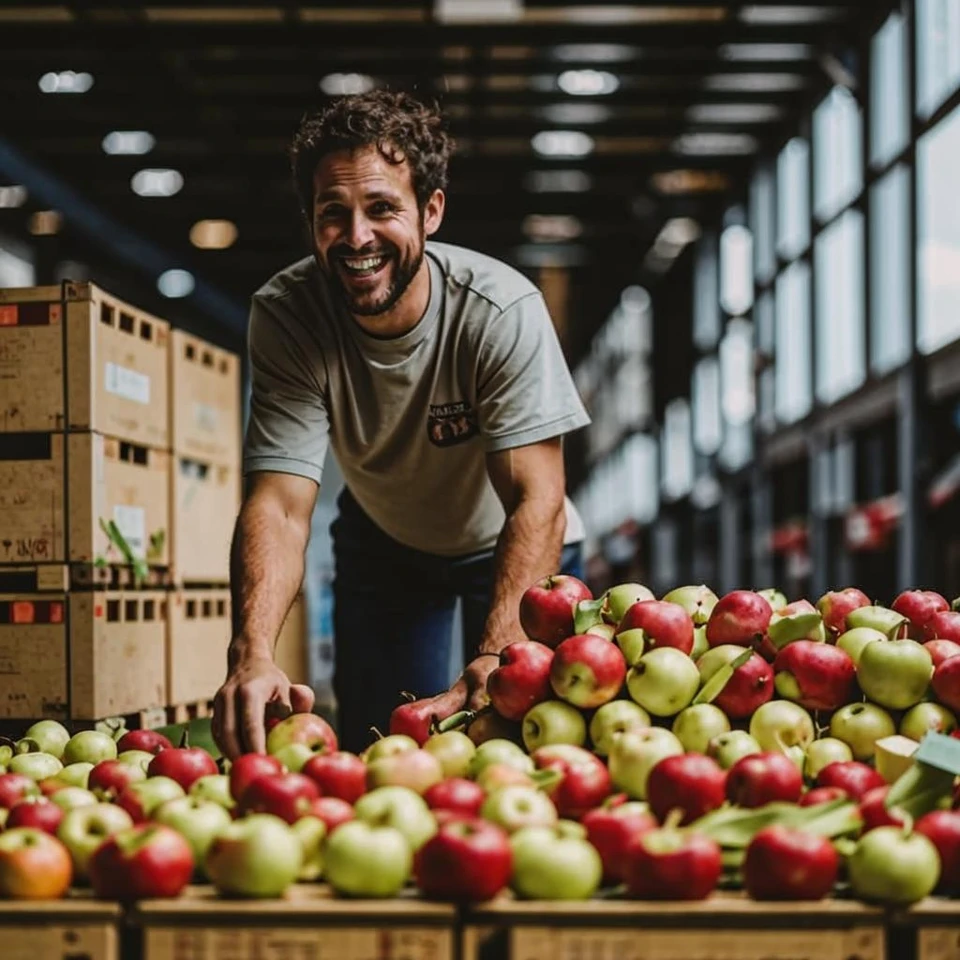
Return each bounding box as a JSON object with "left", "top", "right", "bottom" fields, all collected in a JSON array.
[
  {"left": 663, "top": 808, "right": 686, "bottom": 832},
  {"left": 369, "top": 726, "right": 384, "bottom": 741},
  {"left": 178, "top": 727, "right": 190, "bottom": 749},
  {"left": 399, "top": 691, "right": 417, "bottom": 703},
  {"left": 436, "top": 708, "right": 487, "bottom": 734}
]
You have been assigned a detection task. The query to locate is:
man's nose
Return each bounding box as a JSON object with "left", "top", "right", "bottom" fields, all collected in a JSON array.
[{"left": 343, "top": 212, "right": 376, "bottom": 249}]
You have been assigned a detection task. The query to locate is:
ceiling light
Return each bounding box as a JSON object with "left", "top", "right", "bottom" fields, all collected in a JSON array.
[
  {"left": 131, "top": 168, "right": 184, "bottom": 197},
  {"left": 524, "top": 169, "right": 593, "bottom": 193},
  {"left": 527, "top": 6, "right": 725, "bottom": 24},
  {"left": 0, "top": 185, "right": 28, "bottom": 208},
  {"left": 157, "top": 269, "right": 195, "bottom": 299},
  {"left": 557, "top": 69, "right": 619, "bottom": 96},
  {"left": 531, "top": 130, "right": 594, "bottom": 158},
  {"left": 719, "top": 42, "right": 813, "bottom": 60},
  {"left": 319, "top": 73, "right": 375, "bottom": 95},
  {"left": 523, "top": 214, "right": 583, "bottom": 242},
  {"left": 28, "top": 211, "right": 63, "bottom": 236},
  {"left": 38, "top": 71, "right": 93, "bottom": 94},
  {"left": 686, "top": 103, "right": 784, "bottom": 123},
  {"left": 704, "top": 73, "right": 806, "bottom": 92},
  {"left": 434, "top": 0, "right": 522, "bottom": 23},
  {"left": 673, "top": 132, "right": 759, "bottom": 155},
  {"left": 650, "top": 169, "right": 731, "bottom": 194},
  {"left": 551, "top": 43, "right": 637, "bottom": 62},
  {"left": 102, "top": 131, "right": 156, "bottom": 155},
  {"left": 538, "top": 103, "right": 612, "bottom": 124},
  {"left": 190, "top": 219, "right": 238, "bottom": 250},
  {"left": 739, "top": 5, "right": 843, "bottom": 24}
]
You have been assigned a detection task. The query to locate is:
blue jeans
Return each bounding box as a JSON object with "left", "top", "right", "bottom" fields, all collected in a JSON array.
[{"left": 330, "top": 489, "right": 584, "bottom": 753}]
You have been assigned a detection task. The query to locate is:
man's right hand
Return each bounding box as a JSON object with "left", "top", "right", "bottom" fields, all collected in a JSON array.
[{"left": 212, "top": 653, "right": 316, "bottom": 759}]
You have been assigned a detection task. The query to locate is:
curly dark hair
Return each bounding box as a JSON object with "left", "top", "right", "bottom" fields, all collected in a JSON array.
[{"left": 289, "top": 90, "right": 454, "bottom": 222}]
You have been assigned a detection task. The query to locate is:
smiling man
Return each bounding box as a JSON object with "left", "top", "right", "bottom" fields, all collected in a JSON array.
[{"left": 213, "top": 90, "right": 590, "bottom": 758}]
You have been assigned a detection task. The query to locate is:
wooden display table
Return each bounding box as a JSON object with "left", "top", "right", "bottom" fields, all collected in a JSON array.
[{"left": 0, "top": 895, "right": 122, "bottom": 960}]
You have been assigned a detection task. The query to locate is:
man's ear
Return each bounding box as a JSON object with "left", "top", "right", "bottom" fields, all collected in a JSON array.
[{"left": 423, "top": 189, "right": 446, "bottom": 237}]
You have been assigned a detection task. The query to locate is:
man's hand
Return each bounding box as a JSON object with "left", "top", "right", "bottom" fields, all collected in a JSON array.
[
  {"left": 212, "top": 654, "right": 315, "bottom": 759},
  {"left": 461, "top": 654, "right": 500, "bottom": 712}
]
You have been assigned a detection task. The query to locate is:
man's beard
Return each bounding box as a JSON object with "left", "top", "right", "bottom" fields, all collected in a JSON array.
[{"left": 324, "top": 240, "right": 424, "bottom": 318}]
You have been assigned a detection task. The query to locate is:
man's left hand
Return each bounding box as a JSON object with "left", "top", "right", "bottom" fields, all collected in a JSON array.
[{"left": 460, "top": 653, "right": 500, "bottom": 712}]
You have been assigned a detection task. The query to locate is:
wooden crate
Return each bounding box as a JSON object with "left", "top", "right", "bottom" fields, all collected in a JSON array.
[
  {"left": 0, "top": 431, "right": 169, "bottom": 566},
  {"left": 0, "top": 896, "right": 122, "bottom": 960},
  {"left": 170, "top": 329, "right": 241, "bottom": 467},
  {"left": 462, "top": 894, "right": 887, "bottom": 960},
  {"left": 0, "top": 281, "right": 169, "bottom": 446},
  {"left": 133, "top": 884, "right": 457, "bottom": 960},
  {"left": 167, "top": 588, "right": 230, "bottom": 706},
  {"left": 0, "top": 589, "right": 167, "bottom": 720},
  {"left": 892, "top": 897, "right": 960, "bottom": 960}
]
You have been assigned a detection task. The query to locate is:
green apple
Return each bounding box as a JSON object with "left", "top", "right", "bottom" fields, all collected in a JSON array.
[
  {"left": 588, "top": 700, "right": 651, "bottom": 757},
  {"left": 50, "top": 787, "right": 97, "bottom": 812},
  {"left": 602, "top": 583, "right": 655, "bottom": 625},
  {"left": 353, "top": 785, "right": 436, "bottom": 851},
  {"left": 189, "top": 774, "right": 234, "bottom": 810},
  {"left": 707, "top": 731, "right": 761, "bottom": 770},
  {"left": 662, "top": 584, "right": 719, "bottom": 626},
  {"left": 423, "top": 731, "right": 475, "bottom": 778},
  {"left": 62, "top": 731, "right": 117, "bottom": 766},
  {"left": 584, "top": 622, "right": 616, "bottom": 641},
  {"left": 691, "top": 624, "right": 709, "bottom": 661},
  {"left": 205, "top": 813, "right": 302, "bottom": 898},
  {"left": 522, "top": 700, "right": 586, "bottom": 752},
  {"left": 21, "top": 720, "right": 70, "bottom": 760},
  {"left": 847, "top": 826, "right": 940, "bottom": 904},
  {"left": 671, "top": 704, "right": 730, "bottom": 755},
  {"left": 803, "top": 738, "right": 853, "bottom": 781},
  {"left": 324, "top": 820, "right": 411, "bottom": 897},
  {"left": 154, "top": 796, "right": 232, "bottom": 869},
  {"left": 117, "top": 750, "right": 154, "bottom": 773},
  {"left": 9, "top": 753, "right": 62, "bottom": 781},
  {"left": 510, "top": 820, "right": 602, "bottom": 900},
  {"left": 608, "top": 728, "right": 683, "bottom": 800},
  {"left": 846, "top": 605, "right": 906, "bottom": 638},
  {"left": 56, "top": 762, "right": 94, "bottom": 789},
  {"left": 767, "top": 607, "right": 825, "bottom": 649},
  {"left": 366, "top": 749, "right": 443, "bottom": 794},
  {"left": 757, "top": 588, "right": 787, "bottom": 611},
  {"left": 749, "top": 700, "right": 814, "bottom": 755},
  {"left": 57, "top": 802, "right": 133, "bottom": 878},
  {"left": 467, "top": 739, "right": 533, "bottom": 780},
  {"left": 900, "top": 702, "right": 958, "bottom": 741},
  {"left": 364, "top": 734, "right": 418, "bottom": 764},
  {"left": 836, "top": 627, "right": 888, "bottom": 665},
  {"left": 857, "top": 639, "right": 932, "bottom": 710},
  {"left": 615, "top": 628, "right": 646, "bottom": 667},
  {"left": 829, "top": 702, "right": 896, "bottom": 762},
  {"left": 291, "top": 815, "right": 326, "bottom": 881},
  {"left": 480, "top": 785, "right": 558, "bottom": 834},
  {"left": 626, "top": 648, "right": 699, "bottom": 717},
  {"left": 121, "top": 776, "right": 186, "bottom": 820},
  {"left": 272, "top": 743, "right": 321, "bottom": 773}
]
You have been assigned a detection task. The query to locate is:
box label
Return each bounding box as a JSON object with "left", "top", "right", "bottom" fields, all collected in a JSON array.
[
  {"left": 194, "top": 401, "right": 219, "bottom": 432},
  {"left": 113, "top": 504, "right": 146, "bottom": 558},
  {"left": 105, "top": 361, "right": 150, "bottom": 404}
]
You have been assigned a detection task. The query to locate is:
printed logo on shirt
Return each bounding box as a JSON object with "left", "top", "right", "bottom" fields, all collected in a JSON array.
[{"left": 427, "top": 400, "right": 479, "bottom": 447}]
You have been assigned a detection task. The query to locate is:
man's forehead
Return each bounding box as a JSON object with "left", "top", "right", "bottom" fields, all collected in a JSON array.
[{"left": 312, "top": 144, "right": 413, "bottom": 194}]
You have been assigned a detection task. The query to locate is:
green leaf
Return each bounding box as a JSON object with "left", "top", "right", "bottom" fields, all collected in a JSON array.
[
  {"left": 573, "top": 597, "right": 605, "bottom": 635},
  {"left": 692, "top": 648, "right": 753, "bottom": 705}
]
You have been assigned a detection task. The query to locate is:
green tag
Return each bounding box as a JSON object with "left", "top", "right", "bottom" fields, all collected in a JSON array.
[{"left": 914, "top": 732, "right": 960, "bottom": 775}]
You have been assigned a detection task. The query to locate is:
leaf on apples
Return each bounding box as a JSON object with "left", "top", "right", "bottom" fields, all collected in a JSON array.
[
  {"left": 692, "top": 648, "right": 753, "bottom": 705},
  {"left": 573, "top": 598, "right": 605, "bottom": 635}
]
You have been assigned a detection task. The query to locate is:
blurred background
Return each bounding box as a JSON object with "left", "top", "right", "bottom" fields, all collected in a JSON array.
[{"left": 1, "top": 1, "right": 959, "bottom": 708}]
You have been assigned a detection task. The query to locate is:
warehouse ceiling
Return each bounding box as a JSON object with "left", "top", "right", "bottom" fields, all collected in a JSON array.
[{"left": 0, "top": 2, "right": 871, "bottom": 356}]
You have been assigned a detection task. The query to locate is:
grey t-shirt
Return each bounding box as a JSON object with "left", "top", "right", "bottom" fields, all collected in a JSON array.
[{"left": 243, "top": 240, "right": 591, "bottom": 557}]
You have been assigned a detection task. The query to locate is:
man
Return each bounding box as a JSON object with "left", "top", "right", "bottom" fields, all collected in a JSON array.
[{"left": 213, "top": 90, "right": 590, "bottom": 758}]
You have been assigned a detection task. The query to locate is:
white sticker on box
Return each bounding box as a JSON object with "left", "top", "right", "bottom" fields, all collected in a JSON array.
[
  {"left": 113, "top": 505, "right": 146, "bottom": 558},
  {"left": 105, "top": 361, "right": 150, "bottom": 405},
  {"left": 194, "top": 401, "right": 219, "bottom": 432}
]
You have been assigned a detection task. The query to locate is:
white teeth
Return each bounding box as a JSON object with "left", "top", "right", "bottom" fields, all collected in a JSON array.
[{"left": 342, "top": 255, "right": 386, "bottom": 271}]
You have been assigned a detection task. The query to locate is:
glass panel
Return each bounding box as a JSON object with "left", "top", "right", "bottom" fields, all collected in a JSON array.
[
  {"left": 756, "top": 289, "right": 775, "bottom": 355},
  {"left": 720, "top": 223, "right": 754, "bottom": 315},
  {"left": 917, "top": 0, "right": 960, "bottom": 119},
  {"left": 662, "top": 398, "right": 694, "bottom": 499},
  {"left": 720, "top": 318, "right": 756, "bottom": 426},
  {"left": 776, "top": 137, "right": 810, "bottom": 260},
  {"left": 814, "top": 209, "right": 866, "bottom": 403},
  {"left": 871, "top": 11, "right": 909, "bottom": 167},
  {"left": 870, "top": 164, "right": 911, "bottom": 373},
  {"left": 813, "top": 86, "right": 863, "bottom": 221},
  {"left": 721, "top": 420, "right": 753, "bottom": 472},
  {"left": 693, "top": 234, "right": 720, "bottom": 350},
  {"left": 918, "top": 103, "right": 960, "bottom": 354},
  {"left": 775, "top": 260, "right": 812, "bottom": 422},
  {"left": 624, "top": 433, "right": 659, "bottom": 523},
  {"left": 693, "top": 357, "right": 722, "bottom": 455},
  {"left": 750, "top": 165, "right": 777, "bottom": 284}
]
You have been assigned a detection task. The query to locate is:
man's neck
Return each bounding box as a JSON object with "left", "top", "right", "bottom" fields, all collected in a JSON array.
[{"left": 351, "top": 259, "right": 431, "bottom": 339}]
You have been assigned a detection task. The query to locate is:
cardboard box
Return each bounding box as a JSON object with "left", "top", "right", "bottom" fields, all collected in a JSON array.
[
  {"left": 0, "top": 898, "right": 121, "bottom": 960},
  {"left": 0, "top": 589, "right": 167, "bottom": 719},
  {"left": 170, "top": 329, "right": 241, "bottom": 467},
  {"left": 170, "top": 457, "right": 238, "bottom": 584},
  {"left": 275, "top": 591, "right": 309, "bottom": 684},
  {"left": 0, "top": 431, "right": 169, "bottom": 566},
  {"left": 0, "top": 281, "right": 169, "bottom": 446},
  {"left": 167, "top": 589, "right": 230, "bottom": 706}
]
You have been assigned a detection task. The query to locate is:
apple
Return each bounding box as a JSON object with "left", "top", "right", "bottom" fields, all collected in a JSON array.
[
  {"left": 422, "top": 731, "right": 475, "bottom": 779},
  {"left": 324, "top": 819, "right": 412, "bottom": 897},
  {"left": 309, "top": 795, "right": 355, "bottom": 834},
  {"left": 646, "top": 754, "right": 726, "bottom": 825},
  {"left": 116, "top": 776, "right": 185, "bottom": 823},
  {"left": 925, "top": 638, "right": 960, "bottom": 668},
  {"left": 52, "top": 762, "right": 94, "bottom": 789},
  {"left": 627, "top": 648, "right": 699, "bottom": 717},
  {"left": 389, "top": 688, "right": 464, "bottom": 746},
  {"left": 521, "top": 700, "right": 586, "bottom": 751},
  {"left": 467, "top": 739, "right": 533, "bottom": 780},
  {"left": 148, "top": 747, "right": 218, "bottom": 792},
  {"left": 153, "top": 796, "right": 232, "bottom": 868},
  {"left": 291, "top": 815, "right": 326, "bottom": 881},
  {"left": 876, "top": 734, "right": 920, "bottom": 783},
  {"left": 608, "top": 728, "right": 684, "bottom": 800},
  {"left": 475, "top": 763, "right": 534, "bottom": 793},
  {"left": 266, "top": 712, "right": 337, "bottom": 758},
  {"left": 901, "top": 702, "right": 957, "bottom": 740},
  {"left": 582, "top": 797, "right": 657, "bottom": 883},
  {"left": 600, "top": 582, "right": 655, "bottom": 626},
  {"left": 773, "top": 641, "right": 856, "bottom": 711},
  {"left": 118, "top": 750, "right": 155, "bottom": 773},
  {"left": 706, "top": 590, "right": 772, "bottom": 648},
  {"left": 624, "top": 819, "right": 722, "bottom": 900},
  {"left": 415, "top": 817, "right": 512, "bottom": 901},
  {"left": 21, "top": 720, "right": 70, "bottom": 760},
  {"left": 817, "top": 588, "right": 870, "bottom": 635},
  {"left": 816, "top": 761, "right": 886, "bottom": 800},
  {"left": 301, "top": 751, "right": 366, "bottom": 804},
  {"left": 767, "top": 600, "right": 826, "bottom": 650},
  {"left": 859, "top": 786, "right": 907, "bottom": 833},
  {"left": 116, "top": 729, "right": 172, "bottom": 755},
  {"left": 465, "top": 710, "right": 522, "bottom": 747},
  {"left": 615, "top": 627, "right": 646, "bottom": 668},
  {"left": 748, "top": 701, "right": 814, "bottom": 759},
  {"left": 49, "top": 787, "right": 96, "bottom": 812},
  {"left": 803, "top": 739, "right": 853, "bottom": 781},
  {"left": 6, "top": 796, "right": 64, "bottom": 835},
  {"left": 924, "top": 611, "right": 960, "bottom": 644},
  {"left": 510, "top": 820, "right": 602, "bottom": 900},
  {"left": 696, "top": 645, "right": 773, "bottom": 719},
  {"left": 228, "top": 753, "right": 284, "bottom": 804},
  {"left": 532, "top": 744, "right": 611, "bottom": 820},
  {"left": 237, "top": 772, "right": 318, "bottom": 824},
  {"left": 616, "top": 601, "right": 694, "bottom": 656},
  {"left": 858, "top": 638, "right": 932, "bottom": 710},
  {"left": 662, "top": 584, "right": 719, "bottom": 626},
  {"left": 0, "top": 773, "right": 39, "bottom": 809},
  {"left": 744, "top": 825, "right": 838, "bottom": 900},
  {"left": 829, "top": 703, "right": 897, "bottom": 762},
  {"left": 848, "top": 825, "right": 940, "bottom": 904},
  {"left": 916, "top": 810, "right": 960, "bottom": 894},
  {"left": 89, "top": 759, "right": 145, "bottom": 800},
  {"left": 272, "top": 743, "right": 324, "bottom": 773},
  {"left": 365, "top": 733, "right": 418, "bottom": 764},
  {"left": 893, "top": 589, "right": 950, "bottom": 638},
  {"left": 9, "top": 753, "right": 62, "bottom": 781},
  {"left": 519, "top": 574, "right": 592, "bottom": 646},
  {"left": 62, "top": 731, "right": 117, "bottom": 766},
  {"left": 205, "top": 813, "right": 303, "bottom": 898},
  {"left": 585, "top": 622, "right": 617, "bottom": 641},
  {"left": 0, "top": 828, "right": 72, "bottom": 899},
  {"left": 549, "top": 634, "right": 626, "bottom": 709},
  {"left": 589, "top": 700, "right": 651, "bottom": 757},
  {"left": 800, "top": 786, "right": 849, "bottom": 807},
  {"left": 481, "top": 785, "right": 557, "bottom": 833},
  {"left": 837, "top": 626, "right": 888, "bottom": 665},
  {"left": 707, "top": 731, "right": 762, "bottom": 770},
  {"left": 487, "top": 641, "right": 555, "bottom": 720},
  {"left": 366, "top": 748, "right": 443, "bottom": 794},
  {"left": 424, "top": 778, "right": 485, "bottom": 818},
  {"left": 189, "top": 774, "right": 234, "bottom": 810},
  {"left": 932, "top": 655, "right": 960, "bottom": 713},
  {"left": 726, "top": 752, "right": 803, "bottom": 808},
  {"left": 846, "top": 605, "right": 907, "bottom": 638},
  {"left": 353, "top": 785, "right": 437, "bottom": 851},
  {"left": 671, "top": 704, "right": 730, "bottom": 755},
  {"left": 56, "top": 802, "right": 133, "bottom": 879}
]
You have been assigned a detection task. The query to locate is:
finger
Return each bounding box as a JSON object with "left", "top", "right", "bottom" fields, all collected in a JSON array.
[
  {"left": 467, "top": 687, "right": 489, "bottom": 712},
  {"left": 431, "top": 684, "right": 467, "bottom": 718},
  {"left": 216, "top": 686, "right": 242, "bottom": 760},
  {"left": 240, "top": 686, "right": 268, "bottom": 755},
  {"left": 290, "top": 683, "right": 315, "bottom": 714}
]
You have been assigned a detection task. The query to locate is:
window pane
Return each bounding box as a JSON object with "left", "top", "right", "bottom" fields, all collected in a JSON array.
[
  {"left": 918, "top": 103, "right": 960, "bottom": 354},
  {"left": 814, "top": 209, "right": 866, "bottom": 403},
  {"left": 693, "top": 356, "right": 722, "bottom": 455},
  {"left": 662, "top": 398, "right": 693, "bottom": 499},
  {"left": 750, "top": 165, "right": 776, "bottom": 283},
  {"left": 870, "top": 164, "right": 911, "bottom": 373},
  {"left": 777, "top": 137, "right": 810, "bottom": 260},
  {"left": 624, "top": 433, "right": 659, "bottom": 523},
  {"left": 871, "top": 11, "right": 909, "bottom": 167},
  {"left": 756, "top": 289, "right": 775, "bottom": 355},
  {"left": 720, "top": 223, "right": 754, "bottom": 315},
  {"left": 721, "top": 420, "right": 753, "bottom": 472},
  {"left": 693, "top": 234, "right": 720, "bottom": 349},
  {"left": 720, "top": 318, "right": 756, "bottom": 425},
  {"left": 917, "top": 0, "right": 960, "bottom": 119},
  {"left": 775, "top": 260, "right": 812, "bottom": 422},
  {"left": 813, "top": 87, "right": 863, "bottom": 221}
]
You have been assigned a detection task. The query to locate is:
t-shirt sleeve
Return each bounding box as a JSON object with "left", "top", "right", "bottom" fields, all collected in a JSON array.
[
  {"left": 242, "top": 294, "right": 330, "bottom": 484},
  {"left": 475, "top": 291, "right": 591, "bottom": 452}
]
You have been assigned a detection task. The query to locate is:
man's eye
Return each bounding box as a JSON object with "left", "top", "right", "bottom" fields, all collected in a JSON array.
[
  {"left": 318, "top": 207, "right": 342, "bottom": 220},
  {"left": 370, "top": 202, "right": 394, "bottom": 216}
]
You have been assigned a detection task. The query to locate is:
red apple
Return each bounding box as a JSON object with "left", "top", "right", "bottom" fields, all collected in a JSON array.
[
  {"left": 701, "top": 647, "right": 774, "bottom": 719},
  {"left": 0, "top": 828, "right": 73, "bottom": 899},
  {"left": 266, "top": 713, "right": 338, "bottom": 758},
  {"left": 424, "top": 778, "right": 485, "bottom": 818},
  {"left": 531, "top": 744, "right": 611, "bottom": 820},
  {"left": 743, "top": 825, "right": 838, "bottom": 900},
  {"left": 0, "top": 773, "right": 39, "bottom": 809},
  {"left": 389, "top": 688, "right": 465, "bottom": 746},
  {"left": 147, "top": 747, "right": 217, "bottom": 792},
  {"left": 925, "top": 638, "right": 960, "bottom": 668},
  {"left": 646, "top": 754, "right": 726, "bottom": 826},
  {"left": 88, "top": 824, "right": 193, "bottom": 901},
  {"left": 932, "top": 656, "right": 960, "bottom": 713},
  {"left": 115, "top": 730, "right": 172, "bottom": 756},
  {"left": 799, "top": 786, "right": 849, "bottom": 807},
  {"left": 582, "top": 796, "right": 658, "bottom": 883},
  {"left": 706, "top": 591, "right": 772, "bottom": 648},
  {"left": 726, "top": 753, "right": 802, "bottom": 808},
  {"left": 237, "top": 772, "right": 319, "bottom": 824},
  {"left": 549, "top": 634, "right": 627, "bottom": 709},
  {"left": 617, "top": 601, "right": 694, "bottom": 656},
  {"left": 487, "top": 641, "right": 555, "bottom": 721},
  {"left": 88, "top": 760, "right": 144, "bottom": 801},
  {"left": 301, "top": 751, "right": 366, "bottom": 804},
  {"left": 229, "top": 754, "right": 284, "bottom": 803},
  {"left": 415, "top": 817, "right": 512, "bottom": 901},
  {"left": 815, "top": 761, "right": 885, "bottom": 801},
  {"left": 816, "top": 588, "right": 871, "bottom": 635},
  {"left": 6, "top": 797, "right": 64, "bottom": 835},
  {"left": 925, "top": 612, "right": 960, "bottom": 645},
  {"left": 894, "top": 590, "right": 950, "bottom": 638},
  {"left": 624, "top": 823, "right": 723, "bottom": 900},
  {"left": 916, "top": 810, "right": 960, "bottom": 893},
  {"left": 773, "top": 641, "right": 856, "bottom": 711},
  {"left": 307, "top": 796, "right": 355, "bottom": 834},
  {"left": 859, "top": 785, "right": 907, "bottom": 832},
  {"left": 519, "top": 575, "right": 592, "bottom": 647}
]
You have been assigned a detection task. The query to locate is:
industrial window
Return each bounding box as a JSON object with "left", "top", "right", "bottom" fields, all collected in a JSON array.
[
  {"left": 775, "top": 260, "right": 812, "bottom": 423},
  {"left": 871, "top": 11, "right": 909, "bottom": 167},
  {"left": 776, "top": 137, "right": 810, "bottom": 260}
]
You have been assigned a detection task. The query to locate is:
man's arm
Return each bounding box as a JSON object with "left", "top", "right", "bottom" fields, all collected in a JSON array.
[{"left": 213, "top": 471, "right": 319, "bottom": 758}]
